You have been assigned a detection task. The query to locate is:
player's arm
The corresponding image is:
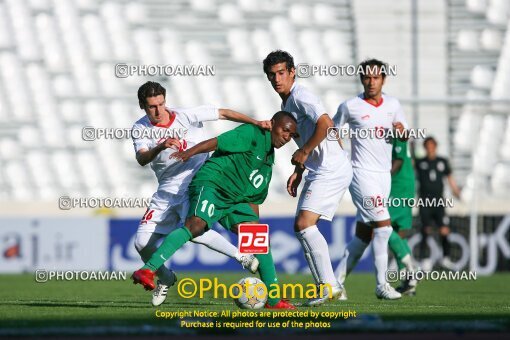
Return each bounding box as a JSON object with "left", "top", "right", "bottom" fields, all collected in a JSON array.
[
  {"left": 447, "top": 175, "right": 461, "bottom": 199},
  {"left": 249, "top": 203, "right": 260, "bottom": 217},
  {"left": 135, "top": 138, "right": 181, "bottom": 166},
  {"left": 170, "top": 137, "right": 218, "bottom": 162},
  {"left": 287, "top": 165, "right": 305, "bottom": 197},
  {"left": 292, "top": 114, "right": 332, "bottom": 168},
  {"left": 391, "top": 158, "right": 403, "bottom": 175},
  {"left": 218, "top": 109, "right": 271, "bottom": 130},
  {"left": 393, "top": 102, "right": 409, "bottom": 141}
]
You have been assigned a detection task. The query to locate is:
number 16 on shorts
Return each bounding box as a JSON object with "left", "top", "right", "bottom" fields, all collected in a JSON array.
[{"left": 238, "top": 224, "right": 269, "bottom": 254}]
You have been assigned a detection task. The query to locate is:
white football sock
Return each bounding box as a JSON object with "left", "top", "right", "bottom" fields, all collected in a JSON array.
[
  {"left": 401, "top": 254, "right": 416, "bottom": 272},
  {"left": 372, "top": 226, "right": 393, "bottom": 287},
  {"left": 335, "top": 236, "right": 369, "bottom": 284},
  {"left": 296, "top": 225, "right": 337, "bottom": 286},
  {"left": 191, "top": 229, "right": 238, "bottom": 259},
  {"left": 134, "top": 231, "right": 175, "bottom": 285}
]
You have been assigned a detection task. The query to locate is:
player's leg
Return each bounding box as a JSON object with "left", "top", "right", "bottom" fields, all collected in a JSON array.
[
  {"left": 419, "top": 206, "right": 434, "bottom": 271},
  {"left": 223, "top": 205, "right": 294, "bottom": 309},
  {"left": 174, "top": 193, "right": 258, "bottom": 273},
  {"left": 438, "top": 208, "right": 453, "bottom": 269},
  {"left": 294, "top": 172, "right": 351, "bottom": 306},
  {"left": 336, "top": 221, "right": 371, "bottom": 285},
  {"left": 132, "top": 186, "right": 222, "bottom": 290}
]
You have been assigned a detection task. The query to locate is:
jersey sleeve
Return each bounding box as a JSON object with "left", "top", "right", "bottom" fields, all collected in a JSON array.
[
  {"left": 333, "top": 102, "right": 350, "bottom": 127},
  {"left": 216, "top": 124, "right": 256, "bottom": 153},
  {"left": 294, "top": 90, "right": 326, "bottom": 124},
  {"left": 444, "top": 158, "right": 452, "bottom": 176},
  {"left": 393, "top": 100, "right": 409, "bottom": 129},
  {"left": 182, "top": 105, "right": 219, "bottom": 125},
  {"left": 132, "top": 123, "right": 151, "bottom": 153},
  {"left": 392, "top": 139, "right": 407, "bottom": 161}
]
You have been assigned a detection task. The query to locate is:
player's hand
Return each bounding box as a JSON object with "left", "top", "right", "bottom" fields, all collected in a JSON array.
[
  {"left": 159, "top": 138, "right": 181, "bottom": 150},
  {"left": 257, "top": 120, "right": 272, "bottom": 130},
  {"left": 170, "top": 150, "right": 193, "bottom": 162},
  {"left": 393, "top": 122, "right": 405, "bottom": 133},
  {"left": 291, "top": 149, "right": 308, "bottom": 169},
  {"left": 287, "top": 171, "right": 303, "bottom": 197}
]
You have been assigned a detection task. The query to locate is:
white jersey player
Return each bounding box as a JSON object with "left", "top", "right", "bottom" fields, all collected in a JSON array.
[
  {"left": 132, "top": 81, "right": 266, "bottom": 306},
  {"left": 333, "top": 59, "right": 408, "bottom": 300},
  {"left": 263, "top": 51, "right": 353, "bottom": 306}
]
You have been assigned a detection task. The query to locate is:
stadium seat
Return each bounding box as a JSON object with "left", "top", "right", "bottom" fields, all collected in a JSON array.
[
  {"left": 466, "top": 0, "right": 488, "bottom": 14},
  {"left": 237, "top": 0, "right": 258, "bottom": 12},
  {"left": 82, "top": 14, "right": 112, "bottom": 62},
  {"left": 480, "top": 28, "right": 503, "bottom": 51},
  {"left": 457, "top": 30, "right": 480, "bottom": 51},
  {"left": 218, "top": 3, "right": 244, "bottom": 24},
  {"left": 125, "top": 2, "right": 146, "bottom": 24},
  {"left": 486, "top": 0, "right": 509, "bottom": 25},
  {"left": 470, "top": 65, "right": 495, "bottom": 89},
  {"left": 190, "top": 0, "right": 216, "bottom": 12},
  {"left": 0, "top": 3, "right": 13, "bottom": 48},
  {"left": 35, "top": 13, "right": 68, "bottom": 72},
  {"left": 289, "top": 4, "right": 311, "bottom": 26},
  {"left": 313, "top": 4, "right": 336, "bottom": 26},
  {"left": 28, "top": 0, "right": 52, "bottom": 11}
]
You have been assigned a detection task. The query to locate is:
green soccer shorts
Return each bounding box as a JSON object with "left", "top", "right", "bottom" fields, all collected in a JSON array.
[{"left": 187, "top": 185, "right": 258, "bottom": 230}]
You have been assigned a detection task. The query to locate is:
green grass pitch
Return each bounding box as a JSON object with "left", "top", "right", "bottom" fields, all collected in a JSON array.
[{"left": 1, "top": 272, "right": 509, "bottom": 334}]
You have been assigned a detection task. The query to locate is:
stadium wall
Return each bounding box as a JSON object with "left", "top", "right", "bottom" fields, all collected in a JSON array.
[{"left": 1, "top": 215, "right": 508, "bottom": 275}]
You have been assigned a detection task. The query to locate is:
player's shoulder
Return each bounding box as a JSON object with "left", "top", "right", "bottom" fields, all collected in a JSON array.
[
  {"left": 381, "top": 94, "right": 402, "bottom": 107},
  {"left": 291, "top": 83, "right": 320, "bottom": 104},
  {"left": 132, "top": 115, "right": 150, "bottom": 128},
  {"left": 337, "top": 94, "right": 361, "bottom": 113}
]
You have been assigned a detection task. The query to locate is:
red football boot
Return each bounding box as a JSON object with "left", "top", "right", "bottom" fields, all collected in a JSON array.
[
  {"left": 265, "top": 299, "right": 296, "bottom": 310},
  {"left": 131, "top": 268, "right": 156, "bottom": 291}
]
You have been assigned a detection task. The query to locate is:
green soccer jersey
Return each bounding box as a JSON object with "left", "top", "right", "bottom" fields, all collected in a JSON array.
[
  {"left": 190, "top": 124, "right": 274, "bottom": 205},
  {"left": 390, "top": 139, "right": 415, "bottom": 198}
]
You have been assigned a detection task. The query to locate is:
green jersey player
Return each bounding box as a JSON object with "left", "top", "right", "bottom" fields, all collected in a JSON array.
[
  {"left": 132, "top": 111, "right": 298, "bottom": 309},
  {"left": 388, "top": 138, "right": 418, "bottom": 295}
]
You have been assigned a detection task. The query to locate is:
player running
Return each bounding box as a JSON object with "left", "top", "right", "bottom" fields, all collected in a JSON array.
[
  {"left": 132, "top": 111, "right": 299, "bottom": 310},
  {"left": 263, "top": 50, "right": 353, "bottom": 306},
  {"left": 388, "top": 138, "right": 419, "bottom": 295},
  {"left": 416, "top": 136, "right": 461, "bottom": 271},
  {"left": 334, "top": 59, "right": 408, "bottom": 300},
  {"left": 133, "top": 81, "right": 268, "bottom": 306}
]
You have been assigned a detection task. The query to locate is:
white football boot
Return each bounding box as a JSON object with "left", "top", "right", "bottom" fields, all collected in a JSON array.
[
  {"left": 152, "top": 270, "right": 177, "bottom": 306},
  {"left": 338, "top": 286, "right": 348, "bottom": 301},
  {"left": 376, "top": 283, "right": 402, "bottom": 300},
  {"left": 238, "top": 254, "right": 260, "bottom": 274},
  {"left": 303, "top": 283, "right": 343, "bottom": 307}
]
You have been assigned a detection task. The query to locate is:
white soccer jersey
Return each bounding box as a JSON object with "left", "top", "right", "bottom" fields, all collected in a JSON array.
[
  {"left": 132, "top": 105, "right": 219, "bottom": 194},
  {"left": 334, "top": 93, "right": 408, "bottom": 172},
  {"left": 282, "top": 83, "right": 347, "bottom": 178}
]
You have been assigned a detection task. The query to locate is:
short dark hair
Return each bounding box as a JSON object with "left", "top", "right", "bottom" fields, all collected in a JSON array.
[
  {"left": 359, "top": 58, "right": 388, "bottom": 81},
  {"left": 423, "top": 136, "right": 437, "bottom": 148},
  {"left": 263, "top": 50, "right": 295, "bottom": 75},
  {"left": 137, "top": 81, "right": 166, "bottom": 109},
  {"left": 272, "top": 110, "right": 297, "bottom": 124}
]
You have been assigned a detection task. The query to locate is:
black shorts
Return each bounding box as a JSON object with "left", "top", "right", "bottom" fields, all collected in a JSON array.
[{"left": 420, "top": 206, "right": 449, "bottom": 228}]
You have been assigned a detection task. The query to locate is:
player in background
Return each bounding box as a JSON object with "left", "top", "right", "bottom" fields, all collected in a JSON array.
[
  {"left": 132, "top": 111, "right": 299, "bottom": 310},
  {"left": 388, "top": 138, "right": 419, "bottom": 295},
  {"left": 263, "top": 50, "right": 353, "bottom": 306},
  {"left": 334, "top": 59, "right": 407, "bottom": 300},
  {"left": 133, "top": 81, "right": 268, "bottom": 306},
  {"left": 416, "top": 137, "right": 461, "bottom": 271}
]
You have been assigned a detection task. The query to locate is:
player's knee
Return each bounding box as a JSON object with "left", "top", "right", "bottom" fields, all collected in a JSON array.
[
  {"left": 355, "top": 222, "right": 372, "bottom": 243},
  {"left": 134, "top": 232, "right": 151, "bottom": 253},
  {"left": 185, "top": 217, "right": 207, "bottom": 238}
]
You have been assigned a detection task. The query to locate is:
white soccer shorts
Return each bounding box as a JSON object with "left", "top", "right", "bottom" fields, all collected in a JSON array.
[
  {"left": 349, "top": 168, "right": 391, "bottom": 223},
  {"left": 296, "top": 162, "right": 353, "bottom": 221},
  {"left": 137, "top": 190, "right": 189, "bottom": 235}
]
